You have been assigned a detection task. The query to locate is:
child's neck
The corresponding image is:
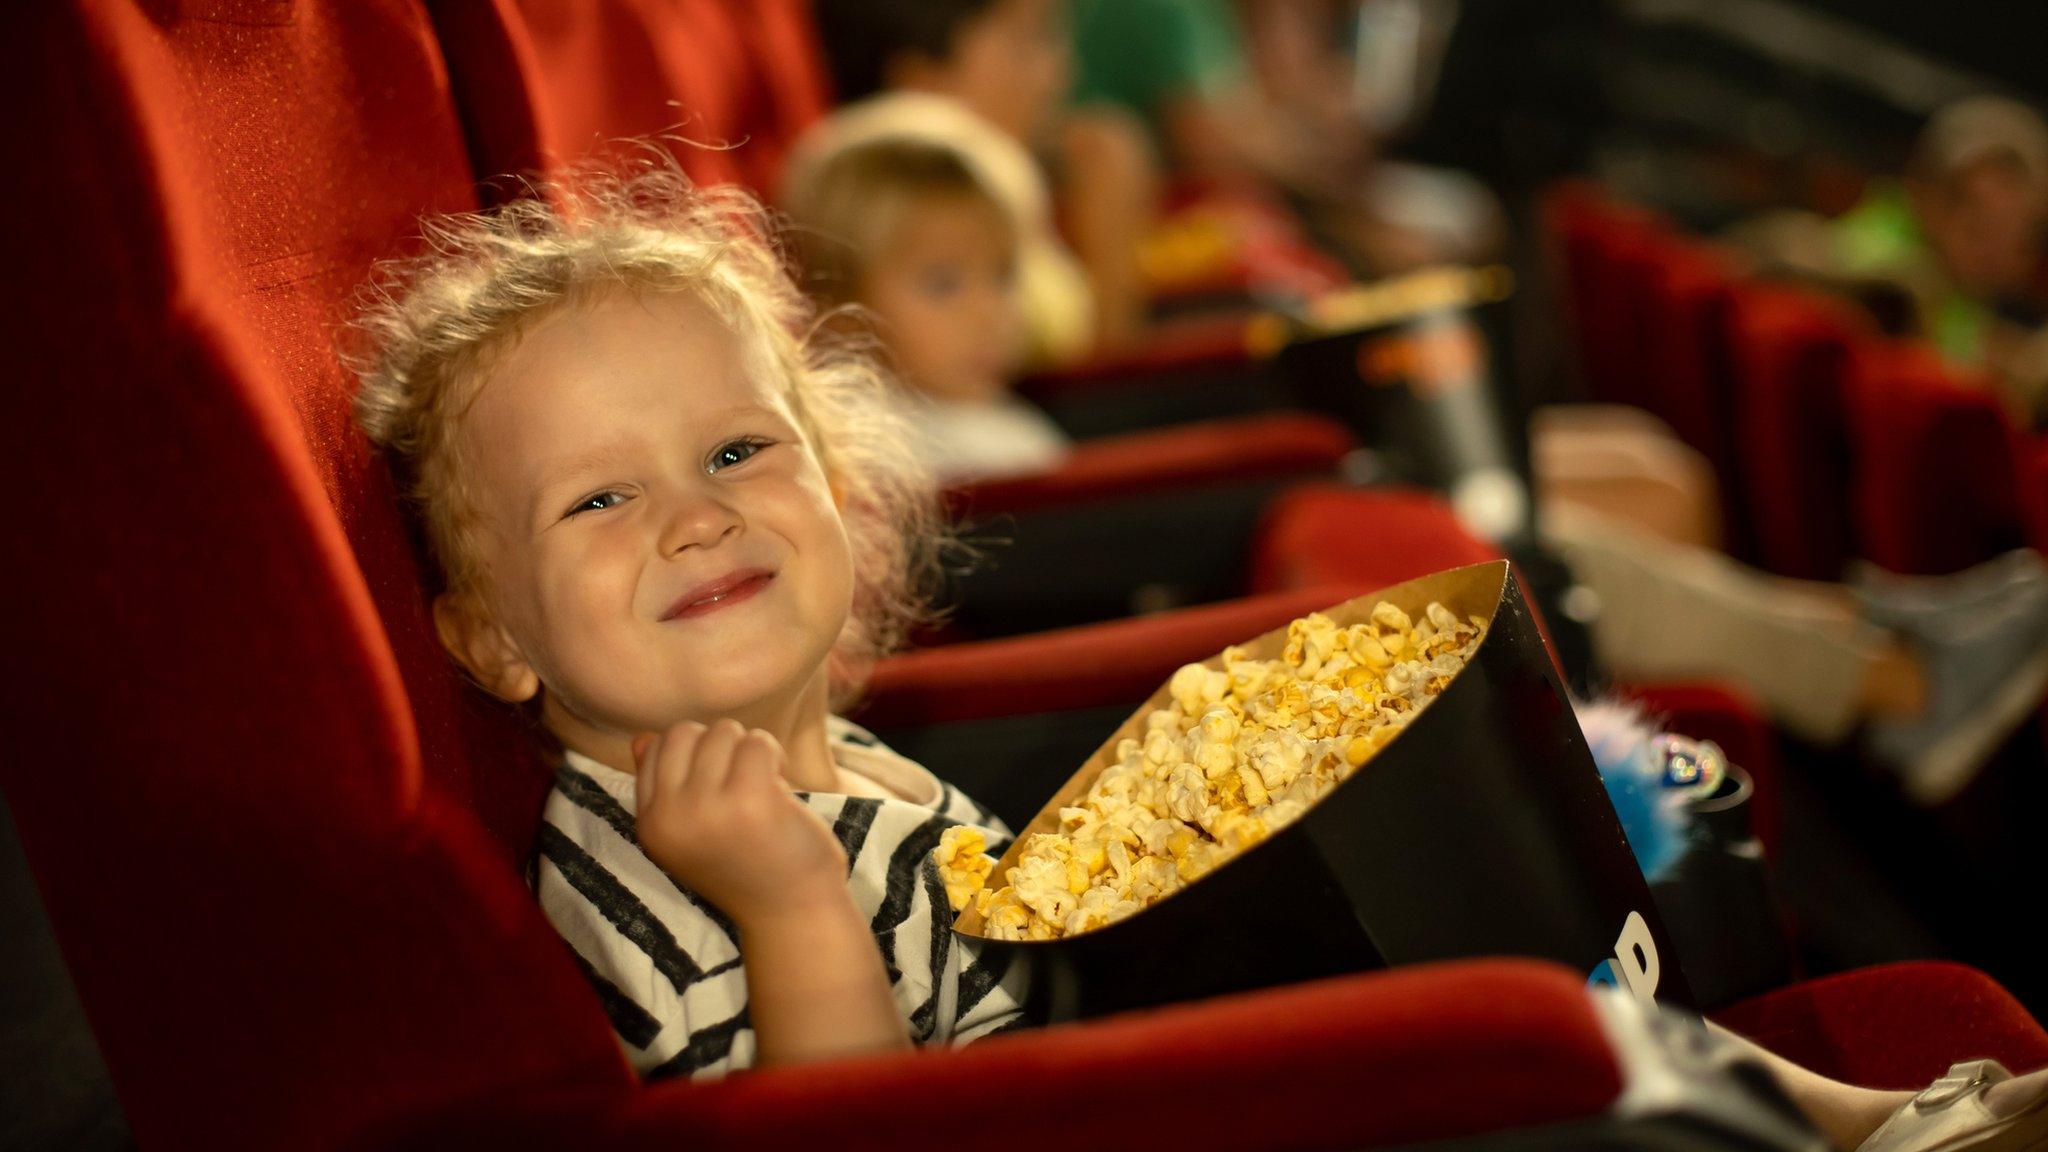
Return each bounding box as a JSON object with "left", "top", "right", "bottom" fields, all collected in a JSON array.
[{"left": 547, "top": 669, "right": 840, "bottom": 793}]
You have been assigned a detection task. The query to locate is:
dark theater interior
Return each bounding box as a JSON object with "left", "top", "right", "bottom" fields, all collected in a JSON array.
[{"left": 4, "top": 2, "right": 2047, "bottom": 1149}]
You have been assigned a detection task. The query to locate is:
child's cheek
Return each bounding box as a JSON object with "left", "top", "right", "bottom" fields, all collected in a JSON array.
[{"left": 530, "top": 537, "right": 623, "bottom": 641}]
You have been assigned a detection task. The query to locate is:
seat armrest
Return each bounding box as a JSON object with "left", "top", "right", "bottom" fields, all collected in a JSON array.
[{"left": 365, "top": 960, "right": 1623, "bottom": 1151}]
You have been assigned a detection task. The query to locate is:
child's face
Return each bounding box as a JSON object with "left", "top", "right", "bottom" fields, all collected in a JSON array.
[
  {"left": 859, "top": 195, "right": 1023, "bottom": 403},
  {"left": 443, "top": 289, "right": 856, "bottom": 740}
]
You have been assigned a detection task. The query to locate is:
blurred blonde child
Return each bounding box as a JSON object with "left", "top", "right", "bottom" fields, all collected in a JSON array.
[{"left": 783, "top": 130, "right": 1075, "bottom": 483}]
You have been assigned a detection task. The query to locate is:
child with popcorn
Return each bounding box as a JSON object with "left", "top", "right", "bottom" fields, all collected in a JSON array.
[
  {"left": 349, "top": 161, "right": 1029, "bottom": 1080},
  {"left": 347, "top": 160, "right": 2048, "bottom": 1151}
]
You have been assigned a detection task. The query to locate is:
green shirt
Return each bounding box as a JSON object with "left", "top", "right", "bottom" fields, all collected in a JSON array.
[
  {"left": 1069, "top": 0, "right": 1246, "bottom": 139},
  {"left": 1832, "top": 179, "right": 1990, "bottom": 365}
]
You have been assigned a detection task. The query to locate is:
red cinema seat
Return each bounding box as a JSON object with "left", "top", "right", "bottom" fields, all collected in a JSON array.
[
  {"left": 1247, "top": 484, "right": 1504, "bottom": 594},
  {"left": 865, "top": 584, "right": 1370, "bottom": 730},
  {"left": 1, "top": 2, "right": 635, "bottom": 1145},
  {"left": 1543, "top": 182, "right": 1670, "bottom": 409},
  {"left": 1723, "top": 284, "right": 1869, "bottom": 580},
  {"left": 1843, "top": 341, "right": 2028, "bottom": 576},
  {"left": 1631, "top": 238, "right": 1747, "bottom": 557},
  {"left": 1715, "top": 962, "right": 2048, "bottom": 1089},
  {"left": 2023, "top": 435, "right": 2048, "bottom": 554},
  {"left": 430, "top": 0, "right": 830, "bottom": 193},
  {"left": 1639, "top": 240, "right": 1742, "bottom": 477},
  {"left": 946, "top": 412, "right": 1355, "bottom": 520}
]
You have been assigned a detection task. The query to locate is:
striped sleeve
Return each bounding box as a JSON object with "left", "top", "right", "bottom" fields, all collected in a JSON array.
[
  {"left": 536, "top": 735, "right": 1036, "bottom": 1078},
  {"left": 535, "top": 768, "right": 754, "bottom": 1081},
  {"left": 947, "top": 935, "right": 1032, "bottom": 1045}
]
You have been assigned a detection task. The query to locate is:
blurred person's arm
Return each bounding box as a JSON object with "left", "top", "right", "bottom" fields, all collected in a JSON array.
[{"left": 1058, "top": 108, "right": 1159, "bottom": 351}]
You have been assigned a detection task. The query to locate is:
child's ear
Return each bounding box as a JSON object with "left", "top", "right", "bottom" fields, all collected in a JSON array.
[{"left": 433, "top": 592, "right": 540, "bottom": 704}]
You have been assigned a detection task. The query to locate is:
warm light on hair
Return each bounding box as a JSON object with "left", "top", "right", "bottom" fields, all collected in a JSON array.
[{"left": 347, "top": 155, "right": 949, "bottom": 705}]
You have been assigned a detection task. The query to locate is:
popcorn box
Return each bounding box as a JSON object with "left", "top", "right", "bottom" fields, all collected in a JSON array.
[{"left": 953, "top": 560, "right": 1694, "bottom": 1020}]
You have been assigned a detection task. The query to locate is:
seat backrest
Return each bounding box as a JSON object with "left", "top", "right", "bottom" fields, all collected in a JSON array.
[
  {"left": 1639, "top": 240, "right": 1748, "bottom": 557},
  {"left": 0, "top": 3, "right": 631, "bottom": 1146},
  {"left": 1640, "top": 241, "right": 1739, "bottom": 464},
  {"left": 2025, "top": 435, "right": 2048, "bottom": 555},
  {"left": 1542, "top": 183, "right": 1668, "bottom": 406},
  {"left": 1723, "top": 285, "right": 1866, "bottom": 581},
  {"left": 433, "top": 0, "right": 830, "bottom": 195},
  {"left": 1843, "top": 342, "right": 2027, "bottom": 575}
]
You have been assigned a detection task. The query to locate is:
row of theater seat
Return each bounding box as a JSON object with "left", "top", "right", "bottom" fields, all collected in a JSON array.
[
  {"left": 1545, "top": 181, "right": 2048, "bottom": 582},
  {"left": 1, "top": 3, "right": 2042, "bottom": 1148}
]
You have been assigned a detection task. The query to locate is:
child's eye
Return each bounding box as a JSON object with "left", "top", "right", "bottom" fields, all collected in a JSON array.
[
  {"left": 563, "top": 490, "right": 628, "bottom": 518},
  {"left": 920, "top": 268, "right": 964, "bottom": 298},
  {"left": 707, "top": 437, "right": 773, "bottom": 473}
]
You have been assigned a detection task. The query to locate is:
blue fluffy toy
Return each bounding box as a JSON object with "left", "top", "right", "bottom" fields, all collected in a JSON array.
[{"left": 1574, "top": 698, "right": 1696, "bottom": 883}]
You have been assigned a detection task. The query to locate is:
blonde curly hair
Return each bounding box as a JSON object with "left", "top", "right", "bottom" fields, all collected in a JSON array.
[{"left": 347, "top": 158, "right": 947, "bottom": 707}]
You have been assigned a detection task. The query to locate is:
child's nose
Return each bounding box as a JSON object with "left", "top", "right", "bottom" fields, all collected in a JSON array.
[{"left": 656, "top": 492, "right": 742, "bottom": 555}]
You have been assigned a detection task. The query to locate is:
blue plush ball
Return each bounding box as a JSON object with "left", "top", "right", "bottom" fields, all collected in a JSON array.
[{"left": 1574, "top": 698, "right": 1695, "bottom": 882}]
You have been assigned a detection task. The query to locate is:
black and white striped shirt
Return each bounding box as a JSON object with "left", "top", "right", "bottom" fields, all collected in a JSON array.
[{"left": 533, "top": 716, "right": 1032, "bottom": 1080}]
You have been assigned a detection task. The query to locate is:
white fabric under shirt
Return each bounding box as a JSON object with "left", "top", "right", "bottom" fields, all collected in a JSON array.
[{"left": 893, "top": 393, "right": 1072, "bottom": 485}]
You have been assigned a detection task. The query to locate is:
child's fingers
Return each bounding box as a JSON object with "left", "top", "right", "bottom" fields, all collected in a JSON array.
[
  {"left": 725, "top": 730, "right": 784, "bottom": 795},
  {"left": 631, "top": 731, "right": 660, "bottom": 811},
  {"left": 649, "top": 720, "right": 709, "bottom": 806},
  {"left": 685, "top": 718, "right": 747, "bottom": 798}
]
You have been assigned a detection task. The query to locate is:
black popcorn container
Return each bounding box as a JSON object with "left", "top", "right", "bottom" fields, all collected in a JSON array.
[{"left": 953, "top": 560, "right": 1695, "bottom": 1021}]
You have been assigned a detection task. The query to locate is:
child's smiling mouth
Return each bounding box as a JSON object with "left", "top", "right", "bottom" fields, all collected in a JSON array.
[{"left": 660, "top": 567, "right": 776, "bottom": 621}]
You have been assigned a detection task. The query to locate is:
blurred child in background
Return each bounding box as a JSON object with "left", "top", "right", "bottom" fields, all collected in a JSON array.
[
  {"left": 811, "top": 0, "right": 1157, "bottom": 352},
  {"left": 783, "top": 91, "right": 1096, "bottom": 372},
  {"left": 783, "top": 131, "right": 1073, "bottom": 483}
]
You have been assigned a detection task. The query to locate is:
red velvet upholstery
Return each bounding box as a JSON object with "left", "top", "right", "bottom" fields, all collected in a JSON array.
[
  {"left": 1017, "top": 313, "right": 1264, "bottom": 400},
  {"left": 1716, "top": 962, "right": 2048, "bottom": 1089},
  {"left": 1724, "top": 284, "right": 1867, "bottom": 581},
  {"left": 0, "top": 3, "right": 634, "bottom": 1146},
  {"left": 2024, "top": 435, "right": 2048, "bottom": 554},
  {"left": 383, "top": 960, "right": 1628, "bottom": 1150},
  {"left": 1843, "top": 341, "right": 2027, "bottom": 576},
  {"left": 432, "top": 0, "right": 829, "bottom": 191},
  {"left": 1544, "top": 182, "right": 1669, "bottom": 408},
  {"left": 947, "top": 413, "right": 1355, "bottom": 518},
  {"left": 16, "top": 3, "right": 551, "bottom": 864},
  {"left": 1247, "top": 484, "right": 1503, "bottom": 593},
  {"left": 861, "top": 584, "right": 1370, "bottom": 727},
  {"left": 1639, "top": 240, "right": 1741, "bottom": 479}
]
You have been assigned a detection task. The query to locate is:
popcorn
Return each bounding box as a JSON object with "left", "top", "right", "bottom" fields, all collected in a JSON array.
[
  {"left": 934, "top": 826, "right": 997, "bottom": 913},
  {"left": 942, "top": 599, "right": 1486, "bottom": 941}
]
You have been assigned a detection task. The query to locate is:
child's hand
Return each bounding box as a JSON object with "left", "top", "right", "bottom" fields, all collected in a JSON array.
[{"left": 631, "top": 720, "right": 849, "bottom": 926}]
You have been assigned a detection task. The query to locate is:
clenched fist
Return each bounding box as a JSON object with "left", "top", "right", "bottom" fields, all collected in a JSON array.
[{"left": 632, "top": 719, "right": 849, "bottom": 927}]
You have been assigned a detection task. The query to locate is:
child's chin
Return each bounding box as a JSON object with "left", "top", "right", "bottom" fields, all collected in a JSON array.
[{"left": 675, "top": 652, "right": 819, "bottom": 715}]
